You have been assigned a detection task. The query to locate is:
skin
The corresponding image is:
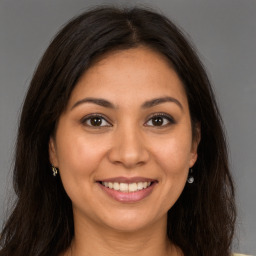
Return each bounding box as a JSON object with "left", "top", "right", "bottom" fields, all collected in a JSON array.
[{"left": 49, "top": 46, "right": 200, "bottom": 256}]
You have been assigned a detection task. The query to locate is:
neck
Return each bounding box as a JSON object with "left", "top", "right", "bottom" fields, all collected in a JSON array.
[{"left": 67, "top": 213, "right": 182, "bottom": 256}]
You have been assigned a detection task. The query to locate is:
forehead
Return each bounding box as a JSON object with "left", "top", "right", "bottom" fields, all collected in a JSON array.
[{"left": 68, "top": 46, "right": 188, "bottom": 109}]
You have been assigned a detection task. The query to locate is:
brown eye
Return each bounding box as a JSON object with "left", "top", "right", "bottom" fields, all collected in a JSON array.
[
  {"left": 90, "top": 117, "right": 103, "bottom": 126},
  {"left": 82, "top": 115, "right": 111, "bottom": 127},
  {"left": 146, "top": 114, "right": 175, "bottom": 127},
  {"left": 152, "top": 116, "right": 164, "bottom": 126}
]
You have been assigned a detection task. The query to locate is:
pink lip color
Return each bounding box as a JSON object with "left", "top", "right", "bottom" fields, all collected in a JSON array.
[{"left": 98, "top": 181, "right": 157, "bottom": 203}]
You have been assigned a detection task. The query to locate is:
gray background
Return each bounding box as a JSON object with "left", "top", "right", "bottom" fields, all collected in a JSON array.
[{"left": 0, "top": 0, "right": 255, "bottom": 254}]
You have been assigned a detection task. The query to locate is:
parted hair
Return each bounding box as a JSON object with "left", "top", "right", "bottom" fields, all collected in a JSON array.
[{"left": 0, "top": 6, "right": 236, "bottom": 256}]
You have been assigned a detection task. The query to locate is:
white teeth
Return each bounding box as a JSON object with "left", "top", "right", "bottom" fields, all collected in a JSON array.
[
  {"left": 113, "top": 182, "right": 119, "bottom": 190},
  {"left": 137, "top": 182, "right": 143, "bottom": 190},
  {"left": 101, "top": 181, "right": 152, "bottom": 192},
  {"left": 120, "top": 183, "right": 128, "bottom": 192},
  {"left": 128, "top": 183, "right": 137, "bottom": 192}
]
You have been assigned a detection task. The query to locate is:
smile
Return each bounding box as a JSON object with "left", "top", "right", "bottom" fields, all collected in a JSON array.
[
  {"left": 98, "top": 178, "right": 157, "bottom": 203},
  {"left": 101, "top": 181, "right": 152, "bottom": 193}
]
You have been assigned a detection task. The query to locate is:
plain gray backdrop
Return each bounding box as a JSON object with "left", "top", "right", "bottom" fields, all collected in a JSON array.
[{"left": 0, "top": 0, "right": 255, "bottom": 254}]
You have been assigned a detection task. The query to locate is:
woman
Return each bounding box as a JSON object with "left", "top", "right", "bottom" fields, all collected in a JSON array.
[{"left": 0, "top": 6, "right": 238, "bottom": 256}]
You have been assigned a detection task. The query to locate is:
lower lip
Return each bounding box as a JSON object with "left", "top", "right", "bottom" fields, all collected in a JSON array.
[{"left": 98, "top": 182, "right": 156, "bottom": 203}]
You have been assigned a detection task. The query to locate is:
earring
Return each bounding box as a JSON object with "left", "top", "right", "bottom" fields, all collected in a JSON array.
[
  {"left": 52, "top": 166, "right": 58, "bottom": 176},
  {"left": 187, "top": 169, "right": 194, "bottom": 184}
]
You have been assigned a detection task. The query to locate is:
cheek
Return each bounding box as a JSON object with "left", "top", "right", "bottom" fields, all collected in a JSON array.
[
  {"left": 55, "top": 130, "right": 109, "bottom": 207},
  {"left": 55, "top": 125, "right": 107, "bottom": 180},
  {"left": 151, "top": 135, "right": 191, "bottom": 210},
  {"left": 153, "top": 131, "right": 193, "bottom": 175}
]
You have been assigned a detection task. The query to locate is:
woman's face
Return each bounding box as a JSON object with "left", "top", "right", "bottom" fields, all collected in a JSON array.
[{"left": 49, "top": 46, "right": 199, "bottom": 232}]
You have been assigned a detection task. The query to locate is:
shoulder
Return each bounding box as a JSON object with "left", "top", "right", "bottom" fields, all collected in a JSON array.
[{"left": 233, "top": 254, "right": 254, "bottom": 256}]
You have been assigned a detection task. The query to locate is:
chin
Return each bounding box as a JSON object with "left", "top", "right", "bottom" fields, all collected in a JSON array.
[
  {"left": 98, "top": 208, "right": 165, "bottom": 233},
  {"left": 104, "top": 218, "right": 152, "bottom": 233}
]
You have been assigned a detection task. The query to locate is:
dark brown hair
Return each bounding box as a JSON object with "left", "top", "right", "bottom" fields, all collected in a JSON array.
[{"left": 0, "top": 6, "right": 236, "bottom": 256}]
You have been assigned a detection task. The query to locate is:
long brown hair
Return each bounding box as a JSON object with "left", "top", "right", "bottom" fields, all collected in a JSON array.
[{"left": 0, "top": 6, "right": 236, "bottom": 256}]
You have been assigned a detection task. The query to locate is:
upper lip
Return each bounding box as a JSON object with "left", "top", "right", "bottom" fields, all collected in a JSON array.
[{"left": 98, "top": 176, "right": 157, "bottom": 183}]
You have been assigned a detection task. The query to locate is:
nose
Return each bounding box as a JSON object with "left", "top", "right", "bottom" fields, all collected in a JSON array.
[{"left": 107, "top": 125, "right": 150, "bottom": 169}]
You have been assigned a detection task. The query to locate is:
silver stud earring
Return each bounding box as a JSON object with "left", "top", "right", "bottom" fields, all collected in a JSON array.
[
  {"left": 187, "top": 169, "right": 194, "bottom": 184},
  {"left": 52, "top": 166, "right": 58, "bottom": 177}
]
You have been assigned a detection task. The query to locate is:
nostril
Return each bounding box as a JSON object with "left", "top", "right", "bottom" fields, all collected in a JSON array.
[{"left": 107, "top": 147, "right": 150, "bottom": 169}]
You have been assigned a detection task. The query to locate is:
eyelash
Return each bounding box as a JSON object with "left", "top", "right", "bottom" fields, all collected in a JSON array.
[
  {"left": 145, "top": 113, "right": 175, "bottom": 127},
  {"left": 80, "top": 113, "right": 175, "bottom": 128},
  {"left": 81, "top": 114, "right": 111, "bottom": 128}
]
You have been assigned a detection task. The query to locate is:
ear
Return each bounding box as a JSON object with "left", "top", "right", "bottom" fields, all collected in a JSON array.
[
  {"left": 189, "top": 122, "right": 201, "bottom": 167},
  {"left": 49, "top": 137, "right": 59, "bottom": 167}
]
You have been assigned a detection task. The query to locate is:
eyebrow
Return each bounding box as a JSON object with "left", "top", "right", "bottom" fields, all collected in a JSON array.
[
  {"left": 71, "top": 98, "right": 115, "bottom": 110},
  {"left": 71, "top": 96, "right": 183, "bottom": 110},
  {"left": 142, "top": 97, "right": 183, "bottom": 110}
]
